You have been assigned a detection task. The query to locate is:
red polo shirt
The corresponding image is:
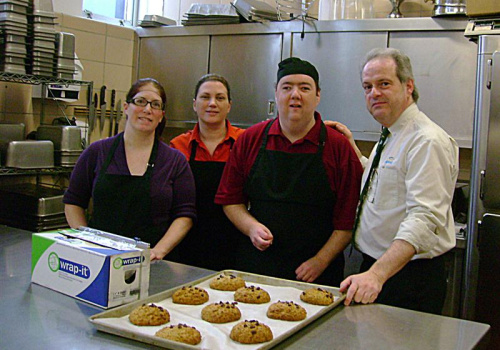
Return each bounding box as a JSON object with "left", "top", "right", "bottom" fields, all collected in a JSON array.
[
  {"left": 170, "top": 121, "right": 245, "bottom": 161},
  {"left": 215, "top": 113, "right": 363, "bottom": 230}
]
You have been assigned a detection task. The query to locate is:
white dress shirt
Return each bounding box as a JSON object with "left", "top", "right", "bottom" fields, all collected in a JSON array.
[{"left": 356, "top": 103, "right": 459, "bottom": 260}]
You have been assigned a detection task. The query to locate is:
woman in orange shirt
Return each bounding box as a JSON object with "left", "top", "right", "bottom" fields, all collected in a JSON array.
[{"left": 170, "top": 74, "right": 244, "bottom": 270}]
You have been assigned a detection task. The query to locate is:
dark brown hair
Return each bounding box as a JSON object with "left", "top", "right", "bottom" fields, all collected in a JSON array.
[
  {"left": 126, "top": 78, "right": 167, "bottom": 139},
  {"left": 194, "top": 74, "right": 231, "bottom": 101}
]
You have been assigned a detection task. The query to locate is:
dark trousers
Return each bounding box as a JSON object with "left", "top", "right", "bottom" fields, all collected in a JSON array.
[{"left": 360, "top": 252, "right": 448, "bottom": 315}]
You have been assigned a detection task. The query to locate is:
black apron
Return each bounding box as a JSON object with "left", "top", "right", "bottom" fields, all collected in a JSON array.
[
  {"left": 177, "top": 139, "right": 239, "bottom": 271},
  {"left": 239, "top": 119, "right": 344, "bottom": 286},
  {"left": 89, "top": 133, "right": 163, "bottom": 246}
]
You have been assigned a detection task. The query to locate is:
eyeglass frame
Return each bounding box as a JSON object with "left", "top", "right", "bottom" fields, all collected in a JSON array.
[{"left": 127, "top": 97, "right": 165, "bottom": 110}]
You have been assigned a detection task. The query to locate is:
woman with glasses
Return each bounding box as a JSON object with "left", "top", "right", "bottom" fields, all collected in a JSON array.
[
  {"left": 64, "top": 78, "right": 196, "bottom": 261},
  {"left": 170, "top": 74, "right": 244, "bottom": 270}
]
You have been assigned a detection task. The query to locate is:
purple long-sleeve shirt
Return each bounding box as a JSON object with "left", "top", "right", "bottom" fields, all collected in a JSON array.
[{"left": 63, "top": 133, "right": 196, "bottom": 232}]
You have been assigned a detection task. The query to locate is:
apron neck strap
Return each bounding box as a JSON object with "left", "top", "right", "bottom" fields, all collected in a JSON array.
[
  {"left": 317, "top": 121, "right": 326, "bottom": 154},
  {"left": 101, "top": 133, "right": 158, "bottom": 177},
  {"left": 145, "top": 137, "right": 159, "bottom": 176},
  {"left": 101, "top": 133, "right": 123, "bottom": 173},
  {"left": 260, "top": 119, "right": 276, "bottom": 150},
  {"left": 190, "top": 141, "right": 198, "bottom": 162}
]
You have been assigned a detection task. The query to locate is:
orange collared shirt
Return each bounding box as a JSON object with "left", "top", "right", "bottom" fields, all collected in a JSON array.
[{"left": 170, "top": 121, "right": 245, "bottom": 162}]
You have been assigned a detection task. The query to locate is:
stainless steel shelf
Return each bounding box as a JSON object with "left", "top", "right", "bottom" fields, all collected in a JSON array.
[
  {"left": 0, "top": 166, "right": 73, "bottom": 176},
  {"left": 0, "top": 72, "right": 93, "bottom": 168},
  {"left": 0, "top": 72, "right": 92, "bottom": 86}
]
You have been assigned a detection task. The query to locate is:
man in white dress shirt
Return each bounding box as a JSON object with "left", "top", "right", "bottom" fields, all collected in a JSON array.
[{"left": 336, "top": 48, "right": 459, "bottom": 314}]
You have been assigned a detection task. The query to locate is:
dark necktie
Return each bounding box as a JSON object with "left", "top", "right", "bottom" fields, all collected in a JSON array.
[{"left": 351, "top": 127, "right": 390, "bottom": 249}]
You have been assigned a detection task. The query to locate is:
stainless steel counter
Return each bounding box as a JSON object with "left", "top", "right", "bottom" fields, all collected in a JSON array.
[{"left": 0, "top": 225, "right": 490, "bottom": 349}]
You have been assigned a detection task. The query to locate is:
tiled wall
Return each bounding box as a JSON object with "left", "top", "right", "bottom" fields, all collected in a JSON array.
[
  {"left": 0, "top": 14, "right": 137, "bottom": 146},
  {"left": 0, "top": 14, "right": 136, "bottom": 186},
  {"left": 56, "top": 14, "right": 137, "bottom": 144}
]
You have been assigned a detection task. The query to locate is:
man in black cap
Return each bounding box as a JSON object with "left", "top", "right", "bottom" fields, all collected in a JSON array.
[{"left": 215, "top": 57, "right": 363, "bottom": 286}]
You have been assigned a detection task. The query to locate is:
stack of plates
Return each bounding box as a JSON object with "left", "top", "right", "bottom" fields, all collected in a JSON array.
[
  {"left": 181, "top": 4, "right": 241, "bottom": 26},
  {"left": 0, "top": 183, "right": 68, "bottom": 232},
  {"left": 0, "top": 0, "right": 30, "bottom": 74},
  {"left": 138, "top": 14, "right": 177, "bottom": 27},
  {"left": 232, "top": 0, "right": 282, "bottom": 21},
  {"left": 54, "top": 32, "right": 75, "bottom": 79},
  {"left": 28, "top": 0, "right": 58, "bottom": 76}
]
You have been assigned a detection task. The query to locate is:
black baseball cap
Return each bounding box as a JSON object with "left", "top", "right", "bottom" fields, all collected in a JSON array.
[{"left": 277, "top": 57, "right": 319, "bottom": 87}]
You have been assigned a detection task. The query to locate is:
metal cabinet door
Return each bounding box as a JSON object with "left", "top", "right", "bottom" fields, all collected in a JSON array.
[
  {"left": 483, "top": 51, "right": 500, "bottom": 209},
  {"left": 475, "top": 213, "right": 500, "bottom": 344},
  {"left": 291, "top": 31, "right": 388, "bottom": 142},
  {"left": 138, "top": 36, "right": 210, "bottom": 122},
  {"left": 210, "top": 34, "right": 283, "bottom": 127},
  {"left": 390, "top": 31, "right": 477, "bottom": 148}
]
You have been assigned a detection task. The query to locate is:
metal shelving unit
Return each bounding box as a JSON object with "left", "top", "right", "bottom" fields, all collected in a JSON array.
[
  {"left": 0, "top": 72, "right": 92, "bottom": 86},
  {"left": 0, "top": 72, "right": 93, "bottom": 177},
  {"left": 0, "top": 166, "right": 73, "bottom": 176}
]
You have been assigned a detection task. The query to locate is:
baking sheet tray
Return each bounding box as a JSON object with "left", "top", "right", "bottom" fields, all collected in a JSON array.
[{"left": 89, "top": 270, "right": 345, "bottom": 350}]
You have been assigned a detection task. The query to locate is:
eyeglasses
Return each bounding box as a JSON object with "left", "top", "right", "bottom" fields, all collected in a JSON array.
[{"left": 128, "top": 97, "right": 164, "bottom": 110}]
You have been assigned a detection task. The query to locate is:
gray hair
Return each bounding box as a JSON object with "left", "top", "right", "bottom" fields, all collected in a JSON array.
[{"left": 361, "top": 48, "right": 419, "bottom": 103}]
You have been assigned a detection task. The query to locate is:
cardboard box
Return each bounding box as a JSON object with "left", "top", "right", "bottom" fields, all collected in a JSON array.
[
  {"left": 467, "top": 0, "right": 500, "bottom": 17},
  {"left": 31, "top": 228, "right": 150, "bottom": 309}
]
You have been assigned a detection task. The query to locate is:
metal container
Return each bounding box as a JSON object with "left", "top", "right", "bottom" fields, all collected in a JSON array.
[
  {"left": 0, "top": 122, "right": 25, "bottom": 165},
  {"left": 0, "top": 3, "right": 28, "bottom": 14},
  {"left": 0, "top": 214, "right": 68, "bottom": 232},
  {"left": 2, "top": 34, "right": 26, "bottom": 44},
  {"left": 429, "top": 0, "right": 467, "bottom": 16},
  {"left": 56, "top": 32, "right": 75, "bottom": 58},
  {"left": 54, "top": 150, "right": 82, "bottom": 167},
  {"left": 2, "top": 42, "right": 27, "bottom": 55},
  {"left": 37, "top": 125, "right": 82, "bottom": 151},
  {"left": 0, "top": 183, "right": 65, "bottom": 217},
  {"left": 32, "top": 0, "right": 54, "bottom": 12},
  {"left": 0, "top": 11, "right": 27, "bottom": 24},
  {"left": 6, "top": 140, "right": 54, "bottom": 168},
  {"left": 33, "top": 39, "right": 56, "bottom": 50},
  {"left": 1, "top": 56, "right": 26, "bottom": 65}
]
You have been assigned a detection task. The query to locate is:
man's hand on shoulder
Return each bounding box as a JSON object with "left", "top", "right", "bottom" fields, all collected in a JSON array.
[{"left": 323, "top": 120, "right": 362, "bottom": 159}]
